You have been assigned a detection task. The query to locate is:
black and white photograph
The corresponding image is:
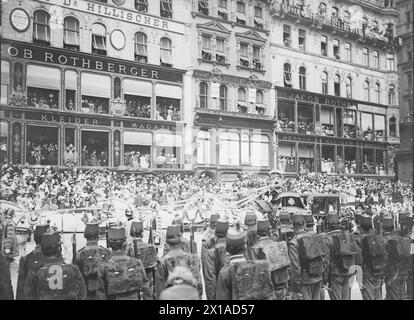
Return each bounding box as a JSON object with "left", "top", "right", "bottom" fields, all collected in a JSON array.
[{"left": 0, "top": 0, "right": 413, "bottom": 304}]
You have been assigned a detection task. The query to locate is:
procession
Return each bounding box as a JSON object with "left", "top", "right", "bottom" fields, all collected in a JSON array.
[{"left": 0, "top": 164, "right": 413, "bottom": 300}]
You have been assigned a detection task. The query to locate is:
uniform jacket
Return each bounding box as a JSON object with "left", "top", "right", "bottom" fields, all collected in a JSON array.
[
  {"left": 215, "top": 254, "right": 246, "bottom": 300},
  {"left": 1, "top": 218, "right": 18, "bottom": 257},
  {"left": 0, "top": 251, "right": 14, "bottom": 300},
  {"left": 355, "top": 230, "right": 385, "bottom": 278},
  {"left": 383, "top": 231, "right": 410, "bottom": 280}
]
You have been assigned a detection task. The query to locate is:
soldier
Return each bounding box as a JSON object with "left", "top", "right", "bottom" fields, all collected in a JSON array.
[
  {"left": 278, "top": 212, "right": 294, "bottom": 242},
  {"left": 202, "top": 220, "right": 229, "bottom": 300},
  {"left": 202, "top": 214, "right": 219, "bottom": 242},
  {"left": 251, "top": 219, "right": 290, "bottom": 300},
  {"left": 304, "top": 213, "right": 316, "bottom": 234},
  {"left": 201, "top": 214, "right": 219, "bottom": 279},
  {"left": 96, "top": 227, "right": 148, "bottom": 300},
  {"left": 157, "top": 225, "right": 203, "bottom": 299},
  {"left": 163, "top": 217, "right": 197, "bottom": 255},
  {"left": 382, "top": 214, "right": 411, "bottom": 300},
  {"left": 159, "top": 266, "right": 200, "bottom": 300},
  {"left": 288, "top": 213, "right": 324, "bottom": 300},
  {"left": 215, "top": 230, "right": 275, "bottom": 300},
  {"left": 126, "top": 220, "right": 158, "bottom": 300},
  {"left": 1, "top": 208, "right": 19, "bottom": 260},
  {"left": 75, "top": 223, "right": 112, "bottom": 300},
  {"left": 16, "top": 224, "right": 49, "bottom": 300},
  {"left": 0, "top": 251, "right": 13, "bottom": 300},
  {"left": 23, "top": 231, "right": 86, "bottom": 300},
  {"left": 399, "top": 213, "right": 413, "bottom": 300},
  {"left": 355, "top": 213, "right": 386, "bottom": 300},
  {"left": 323, "top": 214, "right": 356, "bottom": 300},
  {"left": 244, "top": 211, "right": 258, "bottom": 260}
]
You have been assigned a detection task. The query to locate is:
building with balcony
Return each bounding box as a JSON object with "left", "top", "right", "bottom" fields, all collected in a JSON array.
[
  {"left": 395, "top": 0, "right": 413, "bottom": 183},
  {"left": 0, "top": 0, "right": 192, "bottom": 171},
  {"left": 270, "top": 0, "right": 401, "bottom": 177}
]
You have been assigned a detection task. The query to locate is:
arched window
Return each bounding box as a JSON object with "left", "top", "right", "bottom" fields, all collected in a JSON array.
[
  {"left": 33, "top": 10, "right": 50, "bottom": 45},
  {"left": 334, "top": 74, "right": 340, "bottom": 96},
  {"left": 114, "top": 77, "right": 121, "bottom": 99},
  {"left": 299, "top": 66, "right": 306, "bottom": 91},
  {"left": 256, "top": 90, "right": 264, "bottom": 104},
  {"left": 160, "top": 37, "right": 172, "bottom": 66},
  {"left": 388, "top": 85, "right": 395, "bottom": 105},
  {"left": 135, "top": 0, "right": 148, "bottom": 13},
  {"left": 284, "top": 63, "right": 292, "bottom": 88},
  {"left": 198, "top": 0, "right": 209, "bottom": 15},
  {"left": 321, "top": 71, "right": 328, "bottom": 94},
  {"left": 364, "top": 80, "right": 370, "bottom": 101},
  {"left": 237, "top": 88, "right": 247, "bottom": 112},
  {"left": 389, "top": 117, "right": 396, "bottom": 136},
  {"left": 160, "top": 0, "right": 173, "bottom": 19},
  {"left": 319, "top": 2, "right": 327, "bottom": 16},
  {"left": 219, "top": 85, "right": 227, "bottom": 111},
  {"left": 238, "top": 88, "right": 246, "bottom": 101},
  {"left": 92, "top": 23, "right": 107, "bottom": 55},
  {"left": 134, "top": 32, "right": 148, "bottom": 63},
  {"left": 375, "top": 82, "right": 380, "bottom": 103},
  {"left": 63, "top": 17, "right": 80, "bottom": 51},
  {"left": 332, "top": 7, "right": 338, "bottom": 17},
  {"left": 197, "top": 130, "right": 211, "bottom": 165},
  {"left": 344, "top": 11, "right": 350, "bottom": 22},
  {"left": 219, "top": 131, "right": 240, "bottom": 166},
  {"left": 199, "top": 82, "right": 208, "bottom": 109},
  {"left": 236, "top": 1, "right": 246, "bottom": 25},
  {"left": 346, "top": 76, "right": 352, "bottom": 98}
]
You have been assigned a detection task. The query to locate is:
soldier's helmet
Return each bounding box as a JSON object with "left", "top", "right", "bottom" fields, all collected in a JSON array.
[
  {"left": 215, "top": 220, "right": 229, "bottom": 237},
  {"left": 359, "top": 213, "right": 372, "bottom": 230},
  {"left": 291, "top": 213, "right": 305, "bottom": 226},
  {"left": 166, "top": 225, "right": 181, "bottom": 245},
  {"left": 130, "top": 220, "right": 144, "bottom": 238},
  {"left": 41, "top": 231, "right": 61, "bottom": 254},
  {"left": 257, "top": 219, "right": 270, "bottom": 235},
  {"left": 84, "top": 222, "right": 100, "bottom": 239},
  {"left": 108, "top": 227, "right": 126, "bottom": 241},
  {"left": 244, "top": 211, "right": 257, "bottom": 227},
  {"left": 303, "top": 213, "right": 314, "bottom": 228},
  {"left": 225, "top": 230, "right": 246, "bottom": 251},
  {"left": 34, "top": 224, "right": 49, "bottom": 245},
  {"left": 381, "top": 214, "right": 394, "bottom": 231}
]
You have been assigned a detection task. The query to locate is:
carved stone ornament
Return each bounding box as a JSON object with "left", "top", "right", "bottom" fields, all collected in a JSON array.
[
  {"left": 9, "top": 85, "right": 27, "bottom": 107},
  {"left": 248, "top": 73, "right": 259, "bottom": 86},
  {"left": 110, "top": 97, "right": 126, "bottom": 116},
  {"left": 210, "top": 67, "right": 223, "bottom": 81}
]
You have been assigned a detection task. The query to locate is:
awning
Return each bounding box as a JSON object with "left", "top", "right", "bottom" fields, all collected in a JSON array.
[
  {"left": 81, "top": 73, "right": 111, "bottom": 98},
  {"left": 123, "top": 78, "right": 152, "bottom": 97},
  {"left": 92, "top": 35, "right": 106, "bottom": 51},
  {"left": 155, "top": 84, "right": 182, "bottom": 100},
  {"left": 155, "top": 133, "right": 182, "bottom": 147},
  {"left": 123, "top": 131, "right": 152, "bottom": 145},
  {"left": 27, "top": 65, "right": 61, "bottom": 90},
  {"left": 65, "top": 70, "right": 77, "bottom": 90}
]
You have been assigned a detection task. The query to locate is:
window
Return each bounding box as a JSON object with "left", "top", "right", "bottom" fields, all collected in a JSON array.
[
  {"left": 123, "top": 79, "right": 152, "bottom": 118},
  {"left": 256, "top": 90, "right": 264, "bottom": 104},
  {"left": 333, "top": 39, "right": 340, "bottom": 59},
  {"left": 27, "top": 65, "right": 61, "bottom": 109},
  {"left": 345, "top": 77, "right": 352, "bottom": 98},
  {"left": 388, "top": 85, "right": 395, "bottom": 105},
  {"left": 13, "top": 62, "right": 23, "bottom": 91},
  {"left": 406, "top": 71, "right": 413, "bottom": 88},
  {"left": 343, "top": 110, "right": 356, "bottom": 138},
  {"left": 252, "top": 46, "right": 262, "bottom": 70},
  {"left": 201, "top": 34, "right": 212, "bottom": 61},
  {"left": 199, "top": 82, "right": 208, "bottom": 109},
  {"left": 199, "top": 0, "right": 209, "bottom": 15},
  {"left": 26, "top": 126, "right": 58, "bottom": 165},
  {"left": 277, "top": 100, "right": 295, "bottom": 133},
  {"left": 216, "top": 38, "right": 226, "bottom": 63},
  {"left": 81, "top": 73, "right": 110, "bottom": 114},
  {"left": 389, "top": 117, "right": 397, "bottom": 136},
  {"left": 278, "top": 142, "right": 296, "bottom": 172},
  {"left": 155, "top": 133, "right": 182, "bottom": 168},
  {"left": 33, "top": 11, "right": 50, "bottom": 45},
  {"left": 319, "top": 2, "right": 327, "bottom": 16},
  {"left": 298, "top": 29, "right": 306, "bottom": 50},
  {"left": 123, "top": 131, "right": 152, "bottom": 169},
  {"left": 321, "top": 35, "right": 327, "bottom": 56},
  {"left": 298, "top": 103, "right": 313, "bottom": 134},
  {"left": 114, "top": 77, "right": 121, "bottom": 99},
  {"left": 160, "top": 37, "right": 172, "bottom": 66},
  {"left": 241, "top": 133, "right": 249, "bottom": 165},
  {"left": 92, "top": 23, "right": 107, "bottom": 55},
  {"left": 65, "top": 70, "right": 77, "bottom": 111},
  {"left": 81, "top": 131, "right": 109, "bottom": 166},
  {"left": 375, "top": 83, "right": 380, "bottom": 103},
  {"left": 160, "top": 0, "right": 173, "bottom": 18},
  {"left": 406, "top": 11, "right": 411, "bottom": 25},
  {"left": 364, "top": 81, "right": 370, "bottom": 101},
  {"left": 373, "top": 51, "right": 379, "bottom": 69},
  {"left": 219, "top": 132, "right": 240, "bottom": 166},
  {"left": 254, "top": 6, "right": 263, "bottom": 29},
  {"left": 135, "top": 0, "right": 148, "bottom": 13},
  {"left": 359, "top": 112, "right": 374, "bottom": 141},
  {"left": 197, "top": 130, "right": 211, "bottom": 165},
  {"left": 236, "top": 1, "right": 246, "bottom": 25},
  {"left": 283, "top": 25, "right": 291, "bottom": 47},
  {"left": 363, "top": 47, "right": 369, "bottom": 66},
  {"left": 386, "top": 53, "right": 394, "bottom": 70},
  {"left": 237, "top": 88, "right": 247, "bottom": 113},
  {"left": 374, "top": 115, "right": 385, "bottom": 141},
  {"left": 299, "top": 66, "right": 306, "bottom": 91},
  {"left": 240, "top": 43, "right": 249, "bottom": 67},
  {"left": 320, "top": 107, "right": 334, "bottom": 136},
  {"left": 284, "top": 63, "right": 292, "bottom": 88},
  {"left": 1, "top": 61, "right": 10, "bottom": 106},
  {"left": 218, "top": 0, "right": 228, "bottom": 20},
  {"left": 0, "top": 121, "right": 8, "bottom": 164},
  {"left": 298, "top": 144, "right": 314, "bottom": 173},
  {"left": 155, "top": 83, "right": 181, "bottom": 120},
  {"left": 219, "top": 85, "right": 227, "bottom": 111},
  {"left": 345, "top": 42, "right": 351, "bottom": 62},
  {"left": 251, "top": 135, "right": 269, "bottom": 167},
  {"left": 331, "top": 7, "right": 338, "bottom": 17},
  {"left": 362, "top": 17, "right": 368, "bottom": 31},
  {"left": 321, "top": 71, "right": 328, "bottom": 94},
  {"left": 63, "top": 17, "right": 80, "bottom": 51},
  {"left": 344, "top": 11, "right": 350, "bottom": 22},
  {"left": 134, "top": 32, "right": 148, "bottom": 63},
  {"left": 334, "top": 74, "right": 340, "bottom": 97}
]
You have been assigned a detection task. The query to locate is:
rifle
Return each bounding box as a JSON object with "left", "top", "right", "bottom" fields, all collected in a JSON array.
[
  {"left": 72, "top": 213, "right": 77, "bottom": 265},
  {"left": 105, "top": 221, "right": 109, "bottom": 249},
  {"left": 190, "top": 224, "right": 195, "bottom": 254}
]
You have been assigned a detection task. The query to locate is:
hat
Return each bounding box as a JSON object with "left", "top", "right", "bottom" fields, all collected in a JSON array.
[
  {"left": 257, "top": 219, "right": 270, "bottom": 234},
  {"left": 382, "top": 215, "right": 394, "bottom": 230},
  {"left": 84, "top": 223, "right": 100, "bottom": 238},
  {"left": 34, "top": 225, "right": 49, "bottom": 243},
  {"left": 226, "top": 231, "right": 246, "bottom": 249},
  {"left": 291, "top": 213, "right": 305, "bottom": 226},
  {"left": 209, "top": 214, "right": 219, "bottom": 225},
  {"left": 130, "top": 221, "right": 144, "bottom": 237},
  {"left": 327, "top": 214, "right": 340, "bottom": 225},
  {"left": 244, "top": 212, "right": 257, "bottom": 227},
  {"left": 279, "top": 212, "right": 290, "bottom": 224},
  {"left": 166, "top": 225, "right": 181, "bottom": 243},
  {"left": 215, "top": 220, "right": 229, "bottom": 237},
  {"left": 159, "top": 284, "right": 200, "bottom": 300},
  {"left": 108, "top": 227, "right": 126, "bottom": 241},
  {"left": 360, "top": 214, "right": 372, "bottom": 229},
  {"left": 41, "top": 231, "right": 61, "bottom": 249}
]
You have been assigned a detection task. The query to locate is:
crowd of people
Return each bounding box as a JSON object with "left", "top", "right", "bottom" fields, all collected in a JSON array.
[
  {"left": 26, "top": 142, "right": 58, "bottom": 166},
  {"left": 123, "top": 151, "right": 151, "bottom": 169}
]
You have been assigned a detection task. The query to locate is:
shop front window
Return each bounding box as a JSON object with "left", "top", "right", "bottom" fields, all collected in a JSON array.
[
  {"left": 1, "top": 61, "right": 10, "bottom": 105},
  {"left": 26, "top": 126, "right": 58, "bottom": 165},
  {"left": 375, "top": 149, "right": 386, "bottom": 175},
  {"left": 298, "top": 103, "right": 313, "bottom": 134},
  {"left": 343, "top": 109, "right": 356, "bottom": 138},
  {"left": 344, "top": 147, "right": 357, "bottom": 174},
  {"left": 319, "top": 106, "right": 334, "bottom": 136},
  {"left": 278, "top": 142, "right": 296, "bottom": 173},
  {"left": 64, "top": 128, "right": 77, "bottom": 167},
  {"left": 65, "top": 70, "right": 77, "bottom": 111},
  {"left": 155, "top": 84, "right": 181, "bottom": 121},
  {"left": 374, "top": 114, "right": 385, "bottom": 141},
  {"left": 155, "top": 133, "right": 182, "bottom": 169},
  {"left": 241, "top": 133, "right": 250, "bottom": 165},
  {"left": 123, "top": 79, "right": 152, "bottom": 118},
  {"left": 336, "top": 146, "right": 344, "bottom": 174},
  {"left": 123, "top": 131, "right": 152, "bottom": 169},
  {"left": 277, "top": 100, "right": 295, "bottom": 132},
  {"left": 321, "top": 145, "right": 335, "bottom": 174},
  {"left": 0, "top": 121, "right": 8, "bottom": 164},
  {"left": 251, "top": 134, "right": 269, "bottom": 167},
  {"left": 81, "top": 131, "right": 108, "bottom": 167},
  {"left": 389, "top": 117, "right": 397, "bottom": 137},
  {"left": 359, "top": 112, "right": 374, "bottom": 140},
  {"left": 196, "top": 130, "right": 211, "bottom": 165},
  {"left": 27, "top": 65, "right": 61, "bottom": 109},
  {"left": 219, "top": 132, "right": 240, "bottom": 166},
  {"left": 81, "top": 73, "right": 110, "bottom": 114},
  {"left": 362, "top": 149, "right": 374, "bottom": 174},
  {"left": 298, "top": 144, "right": 314, "bottom": 174}
]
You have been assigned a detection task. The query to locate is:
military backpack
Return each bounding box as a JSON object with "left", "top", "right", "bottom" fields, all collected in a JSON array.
[
  {"left": 297, "top": 234, "right": 325, "bottom": 276},
  {"left": 134, "top": 242, "right": 158, "bottom": 269},
  {"left": 165, "top": 253, "right": 202, "bottom": 294},
  {"left": 362, "top": 234, "right": 386, "bottom": 273},
  {"left": 331, "top": 231, "right": 356, "bottom": 271},
  {"left": 388, "top": 236, "right": 411, "bottom": 261}
]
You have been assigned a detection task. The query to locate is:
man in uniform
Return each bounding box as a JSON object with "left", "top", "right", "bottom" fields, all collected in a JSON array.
[
  {"left": 16, "top": 224, "right": 49, "bottom": 300},
  {"left": 288, "top": 213, "right": 324, "bottom": 300},
  {"left": 96, "top": 227, "right": 148, "bottom": 300},
  {"left": 126, "top": 220, "right": 157, "bottom": 300},
  {"left": 159, "top": 266, "right": 200, "bottom": 300},
  {"left": 75, "top": 223, "right": 112, "bottom": 300},
  {"left": 244, "top": 211, "right": 258, "bottom": 260},
  {"left": 23, "top": 231, "right": 86, "bottom": 300},
  {"left": 163, "top": 216, "right": 197, "bottom": 255},
  {"left": 1, "top": 208, "right": 18, "bottom": 260},
  {"left": 0, "top": 251, "right": 13, "bottom": 300}
]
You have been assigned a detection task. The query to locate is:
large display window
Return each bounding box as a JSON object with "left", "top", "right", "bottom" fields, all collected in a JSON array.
[
  {"left": 277, "top": 100, "right": 295, "bottom": 132},
  {"left": 155, "top": 84, "right": 181, "bottom": 121},
  {"left": 319, "top": 106, "right": 334, "bottom": 136},
  {"left": 359, "top": 112, "right": 374, "bottom": 141},
  {"left": 375, "top": 149, "right": 386, "bottom": 175},
  {"left": 123, "top": 79, "right": 152, "bottom": 118},
  {"left": 278, "top": 142, "right": 296, "bottom": 172},
  {"left": 362, "top": 148, "right": 374, "bottom": 174},
  {"left": 298, "top": 103, "right": 313, "bottom": 134},
  {"left": 65, "top": 70, "right": 77, "bottom": 111},
  {"left": 81, "top": 130, "right": 109, "bottom": 166},
  {"left": 251, "top": 134, "right": 269, "bottom": 167},
  {"left": 298, "top": 144, "right": 314, "bottom": 173},
  {"left": 0, "top": 121, "right": 8, "bottom": 164},
  {"left": 81, "top": 73, "right": 110, "bottom": 114},
  {"left": 219, "top": 132, "right": 240, "bottom": 166},
  {"left": 155, "top": 133, "right": 182, "bottom": 168},
  {"left": 1, "top": 61, "right": 9, "bottom": 106},
  {"left": 344, "top": 147, "right": 357, "bottom": 174},
  {"left": 374, "top": 114, "right": 385, "bottom": 141},
  {"left": 27, "top": 65, "right": 61, "bottom": 109},
  {"left": 343, "top": 110, "right": 356, "bottom": 138},
  {"left": 123, "top": 131, "right": 152, "bottom": 169},
  {"left": 26, "top": 126, "right": 59, "bottom": 165},
  {"left": 196, "top": 130, "right": 211, "bottom": 165},
  {"left": 321, "top": 145, "right": 335, "bottom": 174}
]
